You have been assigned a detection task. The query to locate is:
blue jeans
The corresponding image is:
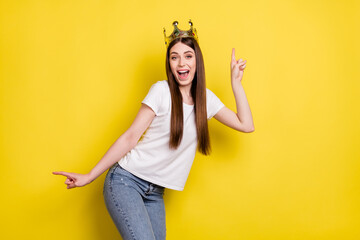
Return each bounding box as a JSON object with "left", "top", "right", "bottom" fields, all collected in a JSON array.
[{"left": 103, "top": 163, "right": 166, "bottom": 240}]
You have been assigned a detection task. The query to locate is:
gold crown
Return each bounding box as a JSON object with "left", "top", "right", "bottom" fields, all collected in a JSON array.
[{"left": 163, "top": 20, "right": 198, "bottom": 48}]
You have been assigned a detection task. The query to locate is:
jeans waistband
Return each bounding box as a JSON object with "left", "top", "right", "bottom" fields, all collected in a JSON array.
[
  {"left": 145, "top": 183, "right": 164, "bottom": 195},
  {"left": 115, "top": 164, "right": 165, "bottom": 195}
]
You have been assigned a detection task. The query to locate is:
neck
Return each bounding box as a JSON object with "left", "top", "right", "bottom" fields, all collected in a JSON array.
[
  {"left": 179, "top": 84, "right": 193, "bottom": 105},
  {"left": 179, "top": 84, "right": 192, "bottom": 98}
]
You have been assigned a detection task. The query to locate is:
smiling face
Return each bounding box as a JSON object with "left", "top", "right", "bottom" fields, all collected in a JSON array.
[{"left": 169, "top": 42, "right": 196, "bottom": 88}]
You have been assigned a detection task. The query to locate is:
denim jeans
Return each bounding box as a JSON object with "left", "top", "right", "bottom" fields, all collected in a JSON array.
[{"left": 103, "top": 163, "right": 166, "bottom": 240}]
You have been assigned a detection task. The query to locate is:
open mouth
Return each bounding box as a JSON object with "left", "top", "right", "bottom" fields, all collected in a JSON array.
[{"left": 177, "top": 70, "right": 190, "bottom": 80}]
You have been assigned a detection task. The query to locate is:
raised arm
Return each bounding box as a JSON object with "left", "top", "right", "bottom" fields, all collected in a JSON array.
[
  {"left": 214, "top": 48, "right": 254, "bottom": 133},
  {"left": 53, "top": 104, "right": 156, "bottom": 189}
]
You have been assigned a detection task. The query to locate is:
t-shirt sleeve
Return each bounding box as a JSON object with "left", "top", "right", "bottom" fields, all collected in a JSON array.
[
  {"left": 206, "top": 88, "right": 225, "bottom": 119},
  {"left": 142, "top": 81, "right": 164, "bottom": 115}
]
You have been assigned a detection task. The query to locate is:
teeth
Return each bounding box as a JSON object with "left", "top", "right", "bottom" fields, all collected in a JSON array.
[{"left": 178, "top": 70, "right": 189, "bottom": 73}]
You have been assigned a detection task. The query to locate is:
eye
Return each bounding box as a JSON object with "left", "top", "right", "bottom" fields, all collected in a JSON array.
[
  {"left": 171, "top": 56, "right": 177, "bottom": 60},
  {"left": 186, "top": 55, "right": 193, "bottom": 59}
]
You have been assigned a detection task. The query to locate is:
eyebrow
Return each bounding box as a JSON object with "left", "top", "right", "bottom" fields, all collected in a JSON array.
[{"left": 170, "top": 50, "right": 195, "bottom": 55}]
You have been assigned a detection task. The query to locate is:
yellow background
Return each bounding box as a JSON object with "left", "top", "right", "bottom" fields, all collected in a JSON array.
[{"left": 1, "top": 0, "right": 359, "bottom": 239}]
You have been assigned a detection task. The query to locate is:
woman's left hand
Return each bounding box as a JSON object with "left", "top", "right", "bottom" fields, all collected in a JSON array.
[{"left": 231, "top": 48, "right": 247, "bottom": 83}]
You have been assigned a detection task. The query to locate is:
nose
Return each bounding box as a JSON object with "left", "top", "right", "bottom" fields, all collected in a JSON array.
[{"left": 178, "top": 56, "right": 185, "bottom": 66}]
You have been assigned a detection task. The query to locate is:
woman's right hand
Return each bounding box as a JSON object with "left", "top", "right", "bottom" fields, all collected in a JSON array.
[{"left": 52, "top": 171, "right": 93, "bottom": 189}]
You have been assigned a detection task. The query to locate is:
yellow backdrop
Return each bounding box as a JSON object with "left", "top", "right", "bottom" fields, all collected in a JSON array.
[{"left": 1, "top": 0, "right": 359, "bottom": 239}]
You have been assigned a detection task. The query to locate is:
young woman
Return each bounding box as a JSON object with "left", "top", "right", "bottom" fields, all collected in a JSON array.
[{"left": 53, "top": 21, "right": 254, "bottom": 240}]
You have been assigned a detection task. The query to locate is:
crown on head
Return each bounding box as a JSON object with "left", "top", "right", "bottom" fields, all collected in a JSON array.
[{"left": 163, "top": 20, "right": 198, "bottom": 48}]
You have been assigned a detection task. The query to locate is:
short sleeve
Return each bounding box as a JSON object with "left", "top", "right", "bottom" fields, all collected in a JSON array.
[
  {"left": 206, "top": 89, "right": 225, "bottom": 119},
  {"left": 142, "top": 81, "right": 165, "bottom": 115}
]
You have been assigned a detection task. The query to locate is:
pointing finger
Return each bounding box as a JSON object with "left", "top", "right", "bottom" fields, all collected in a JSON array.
[
  {"left": 53, "top": 171, "right": 67, "bottom": 176},
  {"left": 232, "top": 48, "right": 236, "bottom": 62},
  {"left": 53, "top": 171, "right": 74, "bottom": 179}
]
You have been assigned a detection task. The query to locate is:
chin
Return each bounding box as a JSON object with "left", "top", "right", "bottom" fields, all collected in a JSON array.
[{"left": 175, "top": 76, "right": 195, "bottom": 87}]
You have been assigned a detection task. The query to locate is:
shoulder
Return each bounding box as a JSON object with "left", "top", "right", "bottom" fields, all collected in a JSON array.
[
  {"left": 205, "top": 88, "right": 225, "bottom": 119},
  {"left": 144, "top": 80, "right": 169, "bottom": 99},
  {"left": 145, "top": 80, "right": 169, "bottom": 98},
  {"left": 206, "top": 88, "right": 219, "bottom": 99},
  {"left": 142, "top": 80, "right": 170, "bottom": 116},
  {"left": 151, "top": 80, "right": 169, "bottom": 92},
  {"left": 206, "top": 88, "right": 214, "bottom": 94}
]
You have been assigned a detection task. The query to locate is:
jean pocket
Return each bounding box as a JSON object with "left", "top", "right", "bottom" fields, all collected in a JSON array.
[{"left": 111, "top": 169, "right": 134, "bottom": 188}]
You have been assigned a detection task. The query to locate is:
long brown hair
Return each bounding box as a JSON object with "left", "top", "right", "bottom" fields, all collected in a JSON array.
[{"left": 165, "top": 37, "right": 210, "bottom": 155}]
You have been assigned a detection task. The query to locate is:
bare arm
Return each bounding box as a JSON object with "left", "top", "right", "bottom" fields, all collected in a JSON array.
[
  {"left": 214, "top": 48, "right": 254, "bottom": 133},
  {"left": 53, "top": 104, "right": 156, "bottom": 189}
]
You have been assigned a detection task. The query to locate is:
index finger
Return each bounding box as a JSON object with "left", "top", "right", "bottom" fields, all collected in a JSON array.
[
  {"left": 52, "top": 171, "right": 74, "bottom": 179},
  {"left": 232, "top": 48, "right": 236, "bottom": 62}
]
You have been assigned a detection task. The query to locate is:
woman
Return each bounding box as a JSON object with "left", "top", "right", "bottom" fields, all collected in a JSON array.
[{"left": 53, "top": 20, "right": 254, "bottom": 240}]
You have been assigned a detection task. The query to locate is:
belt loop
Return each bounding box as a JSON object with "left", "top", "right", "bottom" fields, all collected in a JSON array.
[{"left": 145, "top": 184, "right": 152, "bottom": 195}]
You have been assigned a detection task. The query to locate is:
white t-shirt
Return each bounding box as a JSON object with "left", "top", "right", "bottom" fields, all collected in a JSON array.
[{"left": 118, "top": 80, "right": 225, "bottom": 190}]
